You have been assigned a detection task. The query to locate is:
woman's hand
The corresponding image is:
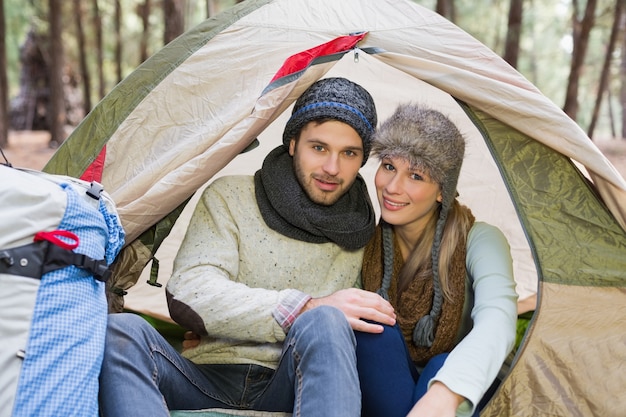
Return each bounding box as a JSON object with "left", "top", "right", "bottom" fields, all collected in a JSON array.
[
  {"left": 407, "top": 382, "right": 464, "bottom": 417},
  {"left": 181, "top": 330, "right": 201, "bottom": 352}
]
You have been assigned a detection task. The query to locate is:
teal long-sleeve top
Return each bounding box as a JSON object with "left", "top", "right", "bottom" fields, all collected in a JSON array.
[{"left": 431, "top": 222, "right": 519, "bottom": 416}]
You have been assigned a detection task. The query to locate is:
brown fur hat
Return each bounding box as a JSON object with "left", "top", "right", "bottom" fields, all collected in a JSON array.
[{"left": 371, "top": 103, "right": 464, "bottom": 194}]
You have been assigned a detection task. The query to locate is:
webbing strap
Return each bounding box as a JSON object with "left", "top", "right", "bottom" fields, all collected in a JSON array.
[{"left": 0, "top": 240, "right": 110, "bottom": 282}]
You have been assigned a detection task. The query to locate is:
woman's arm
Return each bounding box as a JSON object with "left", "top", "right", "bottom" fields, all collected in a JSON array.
[
  {"left": 408, "top": 381, "right": 464, "bottom": 417},
  {"left": 420, "top": 222, "right": 519, "bottom": 416}
]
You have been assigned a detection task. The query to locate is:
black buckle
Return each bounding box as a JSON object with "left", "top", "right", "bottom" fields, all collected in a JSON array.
[
  {"left": 75, "top": 253, "right": 111, "bottom": 282},
  {"left": 0, "top": 241, "right": 111, "bottom": 282}
]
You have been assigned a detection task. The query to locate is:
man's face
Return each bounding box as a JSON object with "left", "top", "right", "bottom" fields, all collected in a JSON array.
[{"left": 289, "top": 120, "right": 364, "bottom": 206}]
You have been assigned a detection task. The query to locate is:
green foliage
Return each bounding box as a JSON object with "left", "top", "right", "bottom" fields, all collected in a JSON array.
[
  {"left": 411, "top": 0, "right": 622, "bottom": 137},
  {"left": 5, "top": 0, "right": 37, "bottom": 97}
]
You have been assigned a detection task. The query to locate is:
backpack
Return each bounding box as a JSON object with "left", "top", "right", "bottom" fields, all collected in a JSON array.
[{"left": 0, "top": 165, "right": 124, "bottom": 417}]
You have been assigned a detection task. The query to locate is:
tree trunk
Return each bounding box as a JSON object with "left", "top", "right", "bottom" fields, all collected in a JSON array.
[
  {"left": 587, "top": 0, "right": 624, "bottom": 139},
  {"left": 607, "top": 88, "right": 617, "bottom": 139},
  {"left": 0, "top": 0, "right": 8, "bottom": 149},
  {"left": 48, "top": 0, "right": 66, "bottom": 147},
  {"left": 163, "top": 0, "right": 185, "bottom": 45},
  {"left": 73, "top": 0, "right": 91, "bottom": 113},
  {"left": 621, "top": 4, "right": 626, "bottom": 139},
  {"left": 436, "top": 0, "right": 456, "bottom": 22},
  {"left": 92, "top": 0, "right": 105, "bottom": 99},
  {"left": 563, "top": 0, "right": 597, "bottom": 121},
  {"left": 11, "top": 31, "right": 47, "bottom": 131},
  {"left": 139, "top": 0, "right": 151, "bottom": 63},
  {"left": 503, "top": 0, "right": 523, "bottom": 68},
  {"left": 115, "top": 0, "right": 122, "bottom": 84}
]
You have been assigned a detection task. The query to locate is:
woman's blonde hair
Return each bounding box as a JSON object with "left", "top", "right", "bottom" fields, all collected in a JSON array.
[{"left": 398, "top": 200, "right": 474, "bottom": 299}]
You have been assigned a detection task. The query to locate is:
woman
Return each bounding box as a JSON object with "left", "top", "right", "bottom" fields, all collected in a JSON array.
[{"left": 356, "top": 103, "right": 518, "bottom": 417}]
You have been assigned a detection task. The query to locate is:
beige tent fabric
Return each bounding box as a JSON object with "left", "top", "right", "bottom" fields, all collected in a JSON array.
[
  {"left": 120, "top": 0, "right": 626, "bottom": 319},
  {"left": 482, "top": 282, "right": 626, "bottom": 417},
  {"left": 99, "top": 0, "right": 626, "bottom": 247},
  {"left": 88, "top": 2, "right": 626, "bottom": 414},
  {"left": 124, "top": 52, "right": 539, "bottom": 321}
]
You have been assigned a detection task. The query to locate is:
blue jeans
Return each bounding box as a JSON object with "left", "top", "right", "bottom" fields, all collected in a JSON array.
[
  {"left": 355, "top": 324, "right": 480, "bottom": 417},
  {"left": 99, "top": 306, "right": 360, "bottom": 417}
]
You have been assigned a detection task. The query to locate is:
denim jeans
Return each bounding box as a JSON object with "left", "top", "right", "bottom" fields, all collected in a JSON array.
[
  {"left": 99, "top": 306, "right": 360, "bottom": 417},
  {"left": 355, "top": 324, "right": 480, "bottom": 417}
]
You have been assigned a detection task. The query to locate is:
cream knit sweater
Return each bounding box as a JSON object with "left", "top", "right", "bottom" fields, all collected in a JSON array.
[{"left": 166, "top": 175, "right": 364, "bottom": 369}]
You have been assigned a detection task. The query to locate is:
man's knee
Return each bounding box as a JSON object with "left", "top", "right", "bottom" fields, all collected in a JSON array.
[
  {"left": 292, "top": 305, "right": 354, "bottom": 344},
  {"left": 107, "top": 312, "right": 149, "bottom": 333},
  {"left": 104, "top": 312, "right": 156, "bottom": 354}
]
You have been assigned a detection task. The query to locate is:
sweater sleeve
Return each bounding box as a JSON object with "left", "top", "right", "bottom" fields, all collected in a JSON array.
[
  {"left": 166, "top": 178, "right": 297, "bottom": 344},
  {"left": 429, "top": 222, "right": 519, "bottom": 416}
]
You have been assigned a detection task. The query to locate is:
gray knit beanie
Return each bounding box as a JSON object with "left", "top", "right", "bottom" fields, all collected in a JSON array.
[
  {"left": 372, "top": 103, "right": 465, "bottom": 347},
  {"left": 283, "top": 77, "right": 377, "bottom": 166}
]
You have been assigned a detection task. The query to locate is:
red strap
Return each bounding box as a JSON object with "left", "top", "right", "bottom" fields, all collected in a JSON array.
[
  {"left": 80, "top": 145, "right": 106, "bottom": 183},
  {"left": 34, "top": 230, "right": 80, "bottom": 250},
  {"left": 270, "top": 33, "right": 367, "bottom": 82}
]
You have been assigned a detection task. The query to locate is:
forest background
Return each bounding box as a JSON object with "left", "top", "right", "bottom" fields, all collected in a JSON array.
[{"left": 0, "top": 0, "right": 625, "bottom": 177}]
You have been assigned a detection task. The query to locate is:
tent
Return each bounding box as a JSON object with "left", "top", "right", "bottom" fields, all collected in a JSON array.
[{"left": 43, "top": 0, "right": 626, "bottom": 415}]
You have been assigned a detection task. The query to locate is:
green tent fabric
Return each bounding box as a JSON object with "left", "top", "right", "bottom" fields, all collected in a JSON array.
[{"left": 43, "top": 0, "right": 626, "bottom": 415}]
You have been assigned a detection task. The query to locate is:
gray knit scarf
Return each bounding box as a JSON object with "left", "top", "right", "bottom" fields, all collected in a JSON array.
[{"left": 254, "top": 146, "right": 376, "bottom": 250}]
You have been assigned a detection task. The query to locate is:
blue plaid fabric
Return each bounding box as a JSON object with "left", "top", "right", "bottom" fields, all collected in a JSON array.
[{"left": 12, "top": 182, "right": 124, "bottom": 417}]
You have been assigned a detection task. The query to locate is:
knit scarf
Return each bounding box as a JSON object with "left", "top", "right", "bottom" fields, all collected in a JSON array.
[
  {"left": 254, "top": 146, "right": 376, "bottom": 251},
  {"left": 361, "top": 219, "right": 473, "bottom": 366}
]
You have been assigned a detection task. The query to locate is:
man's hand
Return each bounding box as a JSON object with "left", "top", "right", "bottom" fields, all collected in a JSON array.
[
  {"left": 182, "top": 330, "right": 201, "bottom": 351},
  {"left": 301, "top": 288, "right": 396, "bottom": 333}
]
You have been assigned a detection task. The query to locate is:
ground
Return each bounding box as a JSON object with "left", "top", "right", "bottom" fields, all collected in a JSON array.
[
  {"left": 2, "top": 131, "right": 57, "bottom": 170},
  {"left": 2, "top": 130, "right": 626, "bottom": 179}
]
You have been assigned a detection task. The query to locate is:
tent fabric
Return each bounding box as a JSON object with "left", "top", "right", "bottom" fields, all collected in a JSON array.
[
  {"left": 121, "top": 52, "right": 542, "bottom": 315},
  {"left": 485, "top": 282, "right": 626, "bottom": 417},
  {"left": 44, "top": 0, "right": 626, "bottom": 240},
  {"left": 42, "top": 0, "right": 626, "bottom": 415},
  {"left": 466, "top": 106, "right": 626, "bottom": 288}
]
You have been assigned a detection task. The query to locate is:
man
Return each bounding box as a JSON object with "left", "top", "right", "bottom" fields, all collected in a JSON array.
[{"left": 99, "top": 77, "right": 396, "bottom": 417}]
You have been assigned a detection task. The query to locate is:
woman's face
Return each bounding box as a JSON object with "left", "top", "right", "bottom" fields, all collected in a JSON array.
[{"left": 375, "top": 156, "right": 442, "bottom": 232}]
